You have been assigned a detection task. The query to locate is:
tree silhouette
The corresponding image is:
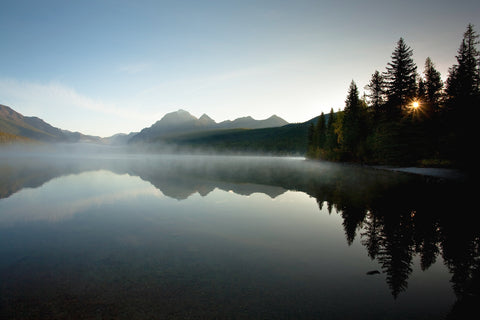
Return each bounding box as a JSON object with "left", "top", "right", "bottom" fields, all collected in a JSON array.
[
  {"left": 412, "top": 212, "right": 441, "bottom": 271},
  {"left": 325, "top": 108, "right": 338, "bottom": 152},
  {"left": 423, "top": 57, "right": 444, "bottom": 113},
  {"left": 445, "top": 24, "right": 480, "bottom": 168},
  {"left": 342, "top": 80, "right": 368, "bottom": 160},
  {"left": 306, "top": 24, "right": 479, "bottom": 168},
  {"left": 317, "top": 112, "right": 327, "bottom": 150},
  {"left": 384, "top": 38, "right": 417, "bottom": 118},
  {"left": 365, "top": 70, "right": 386, "bottom": 119},
  {"left": 446, "top": 24, "right": 480, "bottom": 109},
  {"left": 340, "top": 205, "right": 367, "bottom": 245},
  {"left": 377, "top": 213, "right": 415, "bottom": 298},
  {"left": 360, "top": 212, "right": 383, "bottom": 259}
]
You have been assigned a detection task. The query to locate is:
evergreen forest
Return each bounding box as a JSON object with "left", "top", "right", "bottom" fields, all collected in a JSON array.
[{"left": 307, "top": 24, "right": 480, "bottom": 169}]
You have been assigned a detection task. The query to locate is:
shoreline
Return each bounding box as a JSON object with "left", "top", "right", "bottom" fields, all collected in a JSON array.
[{"left": 372, "top": 165, "right": 467, "bottom": 182}]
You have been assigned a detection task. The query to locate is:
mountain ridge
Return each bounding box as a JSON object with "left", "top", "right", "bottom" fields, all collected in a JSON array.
[
  {"left": 0, "top": 104, "right": 101, "bottom": 143},
  {"left": 128, "top": 109, "right": 289, "bottom": 144},
  {"left": 1, "top": 104, "right": 306, "bottom": 154}
]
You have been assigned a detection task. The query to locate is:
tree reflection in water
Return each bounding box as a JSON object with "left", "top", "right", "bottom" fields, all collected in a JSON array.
[
  {"left": 311, "top": 166, "right": 476, "bottom": 318},
  {"left": 0, "top": 155, "right": 477, "bottom": 317}
]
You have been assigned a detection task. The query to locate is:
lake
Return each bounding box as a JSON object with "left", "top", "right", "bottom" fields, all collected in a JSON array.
[{"left": 0, "top": 152, "right": 475, "bottom": 319}]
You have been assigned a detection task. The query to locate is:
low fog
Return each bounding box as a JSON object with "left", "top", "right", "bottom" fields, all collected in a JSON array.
[
  {"left": 1, "top": 141, "right": 427, "bottom": 205},
  {"left": 1, "top": 140, "right": 303, "bottom": 159},
  {"left": 1, "top": 141, "right": 466, "bottom": 234}
]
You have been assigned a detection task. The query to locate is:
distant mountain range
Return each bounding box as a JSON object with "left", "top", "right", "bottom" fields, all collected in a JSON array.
[
  {"left": 1, "top": 104, "right": 314, "bottom": 154},
  {"left": 0, "top": 104, "right": 101, "bottom": 143},
  {"left": 129, "top": 109, "right": 289, "bottom": 143}
]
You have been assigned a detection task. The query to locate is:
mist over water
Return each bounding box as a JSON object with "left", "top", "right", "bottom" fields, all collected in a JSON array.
[{"left": 0, "top": 145, "right": 474, "bottom": 319}]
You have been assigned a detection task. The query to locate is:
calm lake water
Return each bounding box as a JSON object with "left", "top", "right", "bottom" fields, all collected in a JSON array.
[{"left": 0, "top": 152, "right": 475, "bottom": 319}]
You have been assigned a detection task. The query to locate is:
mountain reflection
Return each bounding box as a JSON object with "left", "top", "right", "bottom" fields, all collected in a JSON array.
[{"left": 0, "top": 155, "right": 476, "bottom": 314}]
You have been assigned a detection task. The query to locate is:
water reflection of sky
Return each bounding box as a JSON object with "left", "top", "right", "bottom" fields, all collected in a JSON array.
[
  {"left": 0, "top": 158, "right": 468, "bottom": 319},
  {"left": 0, "top": 171, "right": 162, "bottom": 224}
]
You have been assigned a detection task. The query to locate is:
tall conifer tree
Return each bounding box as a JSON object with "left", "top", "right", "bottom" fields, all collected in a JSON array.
[
  {"left": 317, "top": 112, "right": 326, "bottom": 150},
  {"left": 446, "top": 24, "right": 480, "bottom": 111},
  {"left": 423, "top": 57, "right": 443, "bottom": 109},
  {"left": 342, "top": 81, "right": 366, "bottom": 160},
  {"left": 384, "top": 38, "right": 417, "bottom": 117},
  {"left": 365, "top": 70, "right": 385, "bottom": 118},
  {"left": 325, "top": 108, "right": 337, "bottom": 152},
  {"left": 445, "top": 24, "right": 480, "bottom": 168},
  {"left": 418, "top": 57, "right": 444, "bottom": 119}
]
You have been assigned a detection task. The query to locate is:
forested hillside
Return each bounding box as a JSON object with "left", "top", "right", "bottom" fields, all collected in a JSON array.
[
  {"left": 154, "top": 121, "right": 314, "bottom": 155},
  {"left": 307, "top": 24, "right": 480, "bottom": 169}
]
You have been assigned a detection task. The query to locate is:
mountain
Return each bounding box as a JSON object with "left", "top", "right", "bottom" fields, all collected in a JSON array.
[
  {"left": 0, "top": 131, "right": 33, "bottom": 144},
  {"left": 198, "top": 114, "right": 216, "bottom": 126},
  {"left": 129, "top": 109, "right": 202, "bottom": 143},
  {"left": 129, "top": 109, "right": 289, "bottom": 144},
  {"left": 217, "top": 115, "right": 288, "bottom": 129},
  {"left": 0, "top": 104, "right": 101, "bottom": 143},
  {"left": 1, "top": 104, "right": 307, "bottom": 154},
  {"left": 128, "top": 108, "right": 315, "bottom": 154},
  {"left": 102, "top": 132, "right": 138, "bottom": 145},
  {"left": 163, "top": 120, "right": 314, "bottom": 155},
  {"left": 159, "top": 109, "right": 197, "bottom": 126}
]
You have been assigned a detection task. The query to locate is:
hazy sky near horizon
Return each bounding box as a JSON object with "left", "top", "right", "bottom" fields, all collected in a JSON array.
[{"left": 1, "top": 0, "right": 479, "bottom": 137}]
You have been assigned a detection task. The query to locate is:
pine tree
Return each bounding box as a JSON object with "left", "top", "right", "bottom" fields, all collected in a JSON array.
[
  {"left": 365, "top": 70, "right": 385, "bottom": 118},
  {"left": 325, "top": 108, "right": 338, "bottom": 152},
  {"left": 446, "top": 24, "right": 480, "bottom": 111},
  {"left": 345, "top": 81, "right": 360, "bottom": 115},
  {"left": 444, "top": 24, "right": 480, "bottom": 168},
  {"left": 423, "top": 57, "right": 443, "bottom": 111},
  {"left": 317, "top": 112, "right": 327, "bottom": 150},
  {"left": 384, "top": 38, "right": 417, "bottom": 117},
  {"left": 417, "top": 78, "right": 427, "bottom": 105},
  {"left": 342, "top": 81, "right": 366, "bottom": 160}
]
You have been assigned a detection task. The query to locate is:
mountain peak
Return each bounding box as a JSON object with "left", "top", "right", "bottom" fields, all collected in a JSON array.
[
  {"left": 176, "top": 109, "right": 191, "bottom": 115},
  {"left": 199, "top": 114, "right": 216, "bottom": 125},
  {"left": 0, "top": 104, "right": 24, "bottom": 122},
  {"left": 199, "top": 113, "right": 213, "bottom": 120},
  {"left": 265, "top": 115, "right": 288, "bottom": 126},
  {"left": 158, "top": 109, "right": 197, "bottom": 125},
  {"left": 129, "top": 109, "right": 290, "bottom": 143}
]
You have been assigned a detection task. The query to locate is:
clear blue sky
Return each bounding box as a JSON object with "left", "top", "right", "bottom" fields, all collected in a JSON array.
[{"left": 1, "top": 0, "right": 479, "bottom": 137}]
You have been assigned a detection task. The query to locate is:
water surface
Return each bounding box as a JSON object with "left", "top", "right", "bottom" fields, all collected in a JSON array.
[{"left": 0, "top": 154, "right": 475, "bottom": 319}]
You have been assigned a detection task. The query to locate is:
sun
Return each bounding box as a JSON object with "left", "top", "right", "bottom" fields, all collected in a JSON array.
[{"left": 407, "top": 100, "right": 424, "bottom": 119}]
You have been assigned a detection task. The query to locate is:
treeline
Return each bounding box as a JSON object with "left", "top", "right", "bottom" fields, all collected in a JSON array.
[
  {"left": 163, "top": 123, "right": 310, "bottom": 155},
  {"left": 307, "top": 24, "right": 480, "bottom": 168}
]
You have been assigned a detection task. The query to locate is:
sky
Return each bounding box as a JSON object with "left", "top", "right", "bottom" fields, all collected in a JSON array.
[{"left": 1, "top": 0, "right": 479, "bottom": 137}]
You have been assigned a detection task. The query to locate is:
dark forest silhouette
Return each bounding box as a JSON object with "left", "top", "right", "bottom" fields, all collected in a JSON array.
[{"left": 308, "top": 24, "right": 480, "bottom": 170}]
